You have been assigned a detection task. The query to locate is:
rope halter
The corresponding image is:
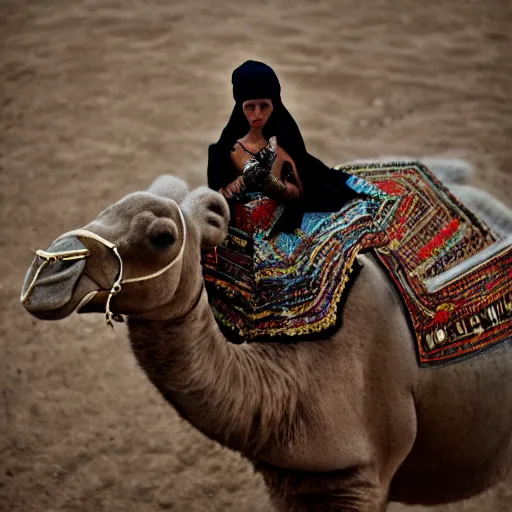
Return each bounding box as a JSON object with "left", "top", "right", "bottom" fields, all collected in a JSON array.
[{"left": 21, "top": 199, "right": 187, "bottom": 327}]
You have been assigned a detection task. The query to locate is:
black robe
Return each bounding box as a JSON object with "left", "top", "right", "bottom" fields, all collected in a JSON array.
[{"left": 207, "top": 100, "right": 362, "bottom": 231}]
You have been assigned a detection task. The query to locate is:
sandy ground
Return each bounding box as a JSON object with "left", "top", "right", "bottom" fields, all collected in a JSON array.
[{"left": 1, "top": 0, "right": 511, "bottom": 510}]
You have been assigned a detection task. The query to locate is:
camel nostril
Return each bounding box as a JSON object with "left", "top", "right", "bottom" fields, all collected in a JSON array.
[{"left": 151, "top": 232, "right": 175, "bottom": 249}]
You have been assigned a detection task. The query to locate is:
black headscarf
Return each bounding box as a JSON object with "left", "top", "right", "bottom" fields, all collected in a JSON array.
[{"left": 207, "top": 60, "right": 361, "bottom": 225}]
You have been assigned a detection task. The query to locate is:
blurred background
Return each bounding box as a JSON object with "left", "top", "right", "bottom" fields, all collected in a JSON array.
[{"left": 1, "top": 0, "right": 511, "bottom": 510}]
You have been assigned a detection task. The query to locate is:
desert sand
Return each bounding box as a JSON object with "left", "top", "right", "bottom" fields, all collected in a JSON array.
[{"left": 1, "top": 0, "right": 511, "bottom": 510}]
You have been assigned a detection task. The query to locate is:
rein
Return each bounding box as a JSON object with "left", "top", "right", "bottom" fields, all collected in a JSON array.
[{"left": 21, "top": 199, "right": 187, "bottom": 327}]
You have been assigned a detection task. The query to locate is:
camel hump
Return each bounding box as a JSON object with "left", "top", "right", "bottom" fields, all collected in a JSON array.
[{"left": 420, "top": 157, "right": 473, "bottom": 185}]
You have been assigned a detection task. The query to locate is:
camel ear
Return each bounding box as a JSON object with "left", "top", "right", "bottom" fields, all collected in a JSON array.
[
  {"left": 181, "top": 187, "right": 230, "bottom": 248},
  {"left": 147, "top": 175, "right": 190, "bottom": 203}
]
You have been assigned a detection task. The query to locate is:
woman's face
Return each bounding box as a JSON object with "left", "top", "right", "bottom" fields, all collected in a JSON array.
[{"left": 242, "top": 98, "right": 273, "bottom": 129}]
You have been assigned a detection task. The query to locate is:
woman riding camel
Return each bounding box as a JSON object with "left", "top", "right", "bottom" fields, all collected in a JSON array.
[
  {"left": 204, "top": 60, "right": 390, "bottom": 341},
  {"left": 207, "top": 60, "right": 368, "bottom": 228}
]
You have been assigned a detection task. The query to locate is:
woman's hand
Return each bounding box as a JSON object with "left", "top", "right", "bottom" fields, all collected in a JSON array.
[{"left": 220, "top": 176, "right": 246, "bottom": 199}]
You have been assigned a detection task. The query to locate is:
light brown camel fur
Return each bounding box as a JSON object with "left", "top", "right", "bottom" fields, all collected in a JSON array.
[{"left": 21, "top": 171, "right": 512, "bottom": 512}]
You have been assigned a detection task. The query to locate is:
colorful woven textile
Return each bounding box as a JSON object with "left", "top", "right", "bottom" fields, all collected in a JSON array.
[
  {"left": 203, "top": 162, "right": 512, "bottom": 368},
  {"left": 202, "top": 186, "right": 393, "bottom": 339},
  {"left": 341, "top": 162, "right": 512, "bottom": 367}
]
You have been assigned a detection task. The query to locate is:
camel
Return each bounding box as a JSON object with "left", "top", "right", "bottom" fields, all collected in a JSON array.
[{"left": 20, "top": 162, "right": 512, "bottom": 512}]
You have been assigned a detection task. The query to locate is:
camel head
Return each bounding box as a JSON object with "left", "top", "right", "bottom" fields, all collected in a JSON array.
[{"left": 21, "top": 176, "right": 230, "bottom": 322}]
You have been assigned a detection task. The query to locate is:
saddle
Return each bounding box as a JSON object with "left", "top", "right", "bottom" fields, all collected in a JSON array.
[
  {"left": 203, "top": 162, "right": 512, "bottom": 367},
  {"left": 343, "top": 162, "right": 512, "bottom": 367}
]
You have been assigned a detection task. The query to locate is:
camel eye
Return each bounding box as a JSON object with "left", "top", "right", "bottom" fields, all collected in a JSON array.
[{"left": 151, "top": 232, "right": 175, "bottom": 249}]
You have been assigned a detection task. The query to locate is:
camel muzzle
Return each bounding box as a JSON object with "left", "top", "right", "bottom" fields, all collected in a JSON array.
[{"left": 21, "top": 237, "right": 90, "bottom": 318}]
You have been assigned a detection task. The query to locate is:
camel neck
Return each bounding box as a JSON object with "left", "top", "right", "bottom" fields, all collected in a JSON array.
[{"left": 127, "top": 288, "right": 307, "bottom": 457}]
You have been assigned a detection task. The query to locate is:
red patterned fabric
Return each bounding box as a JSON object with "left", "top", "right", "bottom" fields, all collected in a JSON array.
[{"left": 343, "top": 162, "right": 512, "bottom": 367}]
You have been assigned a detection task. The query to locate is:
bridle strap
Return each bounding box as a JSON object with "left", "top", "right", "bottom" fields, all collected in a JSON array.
[
  {"left": 22, "top": 199, "right": 187, "bottom": 328},
  {"left": 49, "top": 229, "right": 125, "bottom": 326},
  {"left": 20, "top": 248, "right": 91, "bottom": 304}
]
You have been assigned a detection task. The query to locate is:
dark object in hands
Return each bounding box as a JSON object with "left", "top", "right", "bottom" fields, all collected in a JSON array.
[
  {"left": 243, "top": 145, "right": 277, "bottom": 189},
  {"left": 255, "top": 145, "right": 277, "bottom": 170},
  {"left": 242, "top": 159, "right": 271, "bottom": 189}
]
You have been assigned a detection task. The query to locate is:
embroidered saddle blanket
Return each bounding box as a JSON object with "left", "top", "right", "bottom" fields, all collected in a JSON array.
[
  {"left": 202, "top": 188, "right": 392, "bottom": 340},
  {"left": 345, "top": 162, "right": 512, "bottom": 367},
  {"left": 203, "top": 162, "right": 512, "bottom": 367}
]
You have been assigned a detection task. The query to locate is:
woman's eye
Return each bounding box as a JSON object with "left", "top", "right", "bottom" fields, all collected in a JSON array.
[{"left": 260, "top": 103, "right": 268, "bottom": 109}]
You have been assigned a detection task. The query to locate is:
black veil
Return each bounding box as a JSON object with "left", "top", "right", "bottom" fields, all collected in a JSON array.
[{"left": 207, "top": 61, "right": 362, "bottom": 226}]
